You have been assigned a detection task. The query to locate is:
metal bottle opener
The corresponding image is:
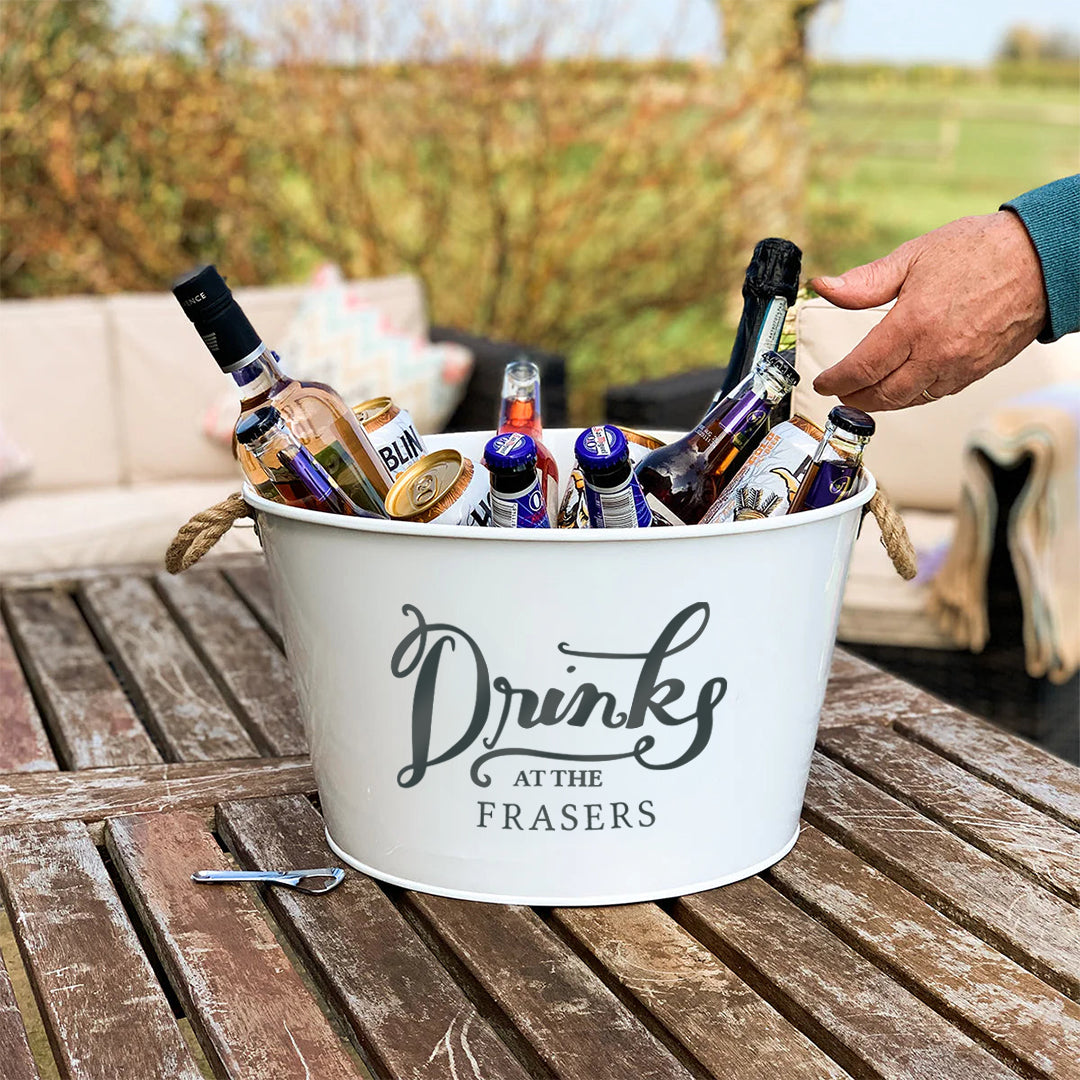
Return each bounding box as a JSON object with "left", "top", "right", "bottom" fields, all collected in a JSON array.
[{"left": 191, "top": 867, "right": 346, "bottom": 895}]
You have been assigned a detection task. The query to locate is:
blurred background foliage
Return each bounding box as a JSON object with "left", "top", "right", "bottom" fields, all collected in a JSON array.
[{"left": 1, "top": 0, "right": 1076, "bottom": 416}]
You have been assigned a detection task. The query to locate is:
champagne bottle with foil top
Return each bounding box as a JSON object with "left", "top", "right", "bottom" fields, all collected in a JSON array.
[
  {"left": 707, "top": 238, "right": 801, "bottom": 413},
  {"left": 172, "top": 265, "right": 391, "bottom": 517},
  {"left": 497, "top": 358, "right": 559, "bottom": 524},
  {"left": 236, "top": 406, "right": 371, "bottom": 516},
  {"left": 787, "top": 406, "right": 874, "bottom": 514},
  {"left": 635, "top": 350, "right": 800, "bottom": 526}
]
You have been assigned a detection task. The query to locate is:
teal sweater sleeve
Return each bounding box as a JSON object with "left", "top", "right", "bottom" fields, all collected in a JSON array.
[{"left": 1001, "top": 174, "right": 1080, "bottom": 342}]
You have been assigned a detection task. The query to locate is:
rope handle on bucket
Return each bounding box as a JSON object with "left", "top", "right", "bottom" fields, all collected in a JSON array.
[
  {"left": 165, "top": 488, "right": 918, "bottom": 580},
  {"left": 165, "top": 492, "right": 251, "bottom": 574}
]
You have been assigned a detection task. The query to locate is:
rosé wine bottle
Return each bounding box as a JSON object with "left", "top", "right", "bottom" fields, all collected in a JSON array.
[{"left": 496, "top": 358, "right": 559, "bottom": 525}]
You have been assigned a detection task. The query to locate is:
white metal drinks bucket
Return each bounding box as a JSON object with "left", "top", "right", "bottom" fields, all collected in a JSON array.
[{"left": 247, "top": 428, "right": 876, "bottom": 906}]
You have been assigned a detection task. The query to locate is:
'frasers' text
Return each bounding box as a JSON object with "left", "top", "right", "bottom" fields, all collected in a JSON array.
[{"left": 478, "top": 800, "right": 656, "bottom": 831}]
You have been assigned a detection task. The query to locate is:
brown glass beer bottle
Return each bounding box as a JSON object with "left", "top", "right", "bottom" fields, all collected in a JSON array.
[
  {"left": 635, "top": 350, "right": 799, "bottom": 526},
  {"left": 787, "top": 406, "right": 875, "bottom": 514}
]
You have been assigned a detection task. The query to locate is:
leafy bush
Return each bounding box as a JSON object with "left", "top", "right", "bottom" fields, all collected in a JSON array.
[{"left": 3, "top": 4, "right": 810, "bottom": 416}]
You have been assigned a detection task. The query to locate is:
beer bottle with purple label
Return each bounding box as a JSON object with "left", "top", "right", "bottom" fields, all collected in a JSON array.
[
  {"left": 635, "top": 350, "right": 799, "bottom": 526},
  {"left": 236, "top": 407, "right": 372, "bottom": 516},
  {"left": 574, "top": 425, "right": 653, "bottom": 528},
  {"left": 787, "top": 405, "right": 874, "bottom": 514},
  {"left": 483, "top": 432, "right": 551, "bottom": 529}
]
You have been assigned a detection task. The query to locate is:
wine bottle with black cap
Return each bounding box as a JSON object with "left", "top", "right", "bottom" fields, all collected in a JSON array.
[
  {"left": 172, "top": 265, "right": 390, "bottom": 516},
  {"left": 706, "top": 238, "right": 802, "bottom": 414}
]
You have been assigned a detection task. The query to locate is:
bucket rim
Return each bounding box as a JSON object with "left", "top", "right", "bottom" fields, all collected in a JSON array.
[{"left": 245, "top": 465, "right": 877, "bottom": 542}]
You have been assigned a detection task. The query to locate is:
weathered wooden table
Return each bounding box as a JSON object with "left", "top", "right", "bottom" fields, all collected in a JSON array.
[{"left": 1, "top": 555, "right": 1078, "bottom": 1080}]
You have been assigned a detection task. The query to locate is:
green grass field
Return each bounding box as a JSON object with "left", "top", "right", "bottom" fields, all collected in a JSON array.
[
  {"left": 573, "top": 69, "right": 1077, "bottom": 418},
  {"left": 808, "top": 71, "right": 1078, "bottom": 271}
]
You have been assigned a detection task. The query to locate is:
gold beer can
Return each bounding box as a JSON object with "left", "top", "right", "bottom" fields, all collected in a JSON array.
[
  {"left": 352, "top": 397, "right": 428, "bottom": 480},
  {"left": 385, "top": 449, "right": 492, "bottom": 527}
]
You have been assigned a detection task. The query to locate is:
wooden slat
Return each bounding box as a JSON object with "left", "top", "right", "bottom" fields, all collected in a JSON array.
[
  {"left": 0, "top": 820, "right": 202, "bottom": 1080},
  {"left": 0, "top": 552, "right": 261, "bottom": 592},
  {"left": 106, "top": 811, "right": 361, "bottom": 1080},
  {"left": 0, "top": 613, "right": 56, "bottom": 773},
  {"left": 0, "top": 756, "right": 314, "bottom": 827},
  {"left": 223, "top": 564, "right": 282, "bottom": 648},
  {"left": 675, "top": 878, "right": 1019, "bottom": 1080},
  {"left": 1, "top": 590, "right": 159, "bottom": 768},
  {"left": 820, "top": 655, "right": 955, "bottom": 730},
  {"left": 769, "top": 825, "right": 1080, "bottom": 1079},
  {"left": 804, "top": 752, "right": 1080, "bottom": 997},
  {"left": 818, "top": 723, "right": 1080, "bottom": 903},
  {"left": 551, "top": 904, "right": 848, "bottom": 1080},
  {"left": 217, "top": 795, "right": 530, "bottom": 1080},
  {"left": 895, "top": 709, "right": 1080, "bottom": 830},
  {"left": 0, "top": 944, "right": 39, "bottom": 1080},
  {"left": 403, "top": 892, "right": 696, "bottom": 1080},
  {"left": 825, "top": 646, "right": 889, "bottom": 691},
  {"left": 155, "top": 571, "right": 305, "bottom": 755},
  {"left": 78, "top": 577, "right": 260, "bottom": 762}
]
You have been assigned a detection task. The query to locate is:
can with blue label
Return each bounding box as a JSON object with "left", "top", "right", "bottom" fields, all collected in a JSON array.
[
  {"left": 574, "top": 425, "right": 653, "bottom": 528},
  {"left": 483, "top": 432, "right": 551, "bottom": 529}
]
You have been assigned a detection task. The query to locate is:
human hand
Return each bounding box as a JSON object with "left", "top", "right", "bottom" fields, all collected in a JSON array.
[{"left": 810, "top": 211, "right": 1048, "bottom": 411}]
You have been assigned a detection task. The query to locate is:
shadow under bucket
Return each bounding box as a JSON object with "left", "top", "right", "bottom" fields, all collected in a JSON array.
[{"left": 248, "top": 429, "right": 876, "bottom": 905}]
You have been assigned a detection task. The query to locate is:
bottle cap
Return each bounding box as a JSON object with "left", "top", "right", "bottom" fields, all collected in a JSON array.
[
  {"left": 172, "top": 265, "right": 264, "bottom": 372},
  {"left": 173, "top": 265, "right": 232, "bottom": 323},
  {"left": 484, "top": 432, "right": 537, "bottom": 473},
  {"left": 760, "top": 350, "right": 800, "bottom": 387},
  {"left": 574, "top": 425, "right": 629, "bottom": 473},
  {"left": 828, "top": 405, "right": 875, "bottom": 439},
  {"left": 744, "top": 238, "right": 802, "bottom": 305},
  {"left": 235, "top": 407, "right": 282, "bottom": 445}
]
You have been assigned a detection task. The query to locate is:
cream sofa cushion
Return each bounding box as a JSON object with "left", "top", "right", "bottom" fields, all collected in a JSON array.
[
  {"left": 794, "top": 299, "right": 1080, "bottom": 512},
  {"left": 303, "top": 273, "right": 429, "bottom": 339},
  {"left": 0, "top": 481, "right": 260, "bottom": 576},
  {"left": 109, "top": 285, "right": 307, "bottom": 484},
  {"left": 112, "top": 274, "right": 428, "bottom": 484},
  {"left": 0, "top": 298, "right": 123, "bottom": 492}
]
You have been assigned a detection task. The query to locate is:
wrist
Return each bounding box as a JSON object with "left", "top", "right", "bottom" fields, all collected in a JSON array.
[{"left": 998, "top": 207, "right": 1051, "bottom": 338}]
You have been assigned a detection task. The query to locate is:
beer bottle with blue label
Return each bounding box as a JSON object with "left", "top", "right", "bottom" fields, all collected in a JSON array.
[
  {"left": 236, "top": 407, "right": 372, "bottom": 516},
  {"left": 635, "top": 350, "right": 800, "bottom": 526},
  {"left": 787, "top": 406, "right": 875, "bottom": 514},
  {"left": 483, "top": 432, "right": 551, "bottom": 529},
  {"left": 574, "top": 425, "right": 653, "bottom": 528}
]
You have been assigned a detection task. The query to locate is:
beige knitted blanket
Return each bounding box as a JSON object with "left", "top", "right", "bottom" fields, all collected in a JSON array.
[{"left": 930, "top": 385, "right": 1080, "bottom": 684}]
